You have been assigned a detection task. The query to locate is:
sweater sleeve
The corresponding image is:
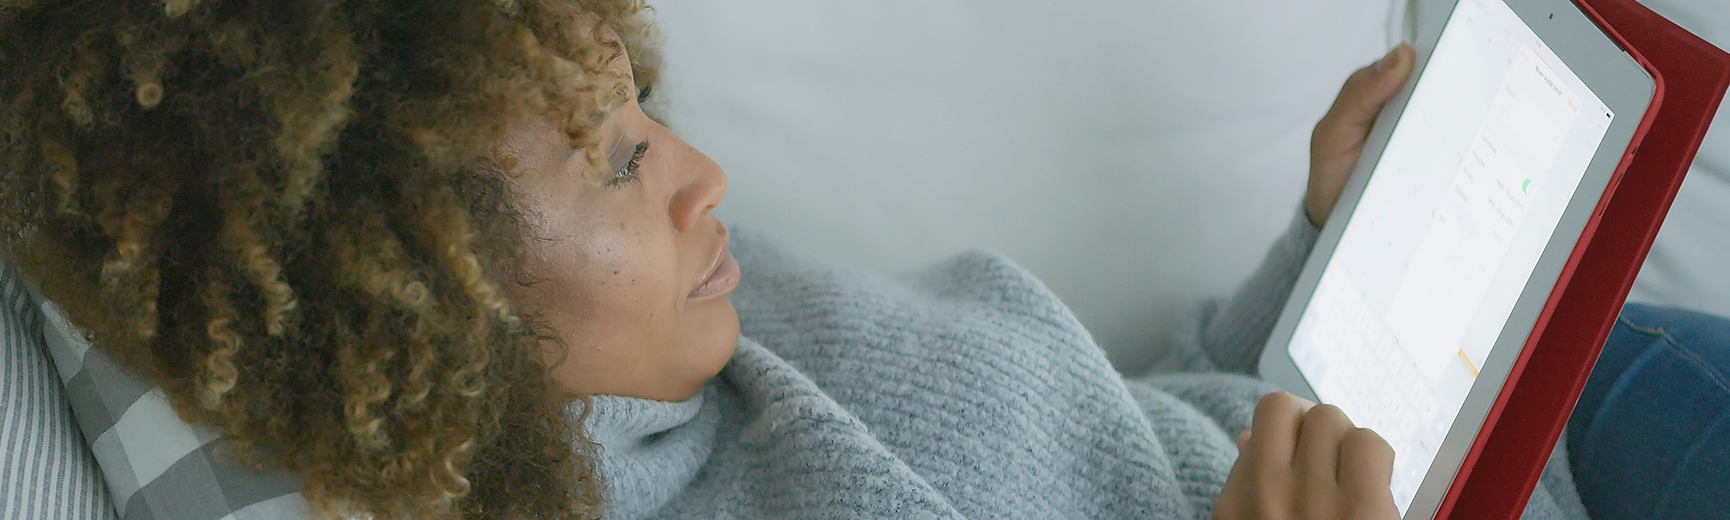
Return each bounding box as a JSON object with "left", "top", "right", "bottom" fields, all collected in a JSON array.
[{"left": 1151, "top": 208, "right": 1321, "bottom": 375}]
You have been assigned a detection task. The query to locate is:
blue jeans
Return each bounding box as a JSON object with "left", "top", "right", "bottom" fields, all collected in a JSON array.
[{"left": 1567, "top": 303, "right": 1730, "bottom": 520}]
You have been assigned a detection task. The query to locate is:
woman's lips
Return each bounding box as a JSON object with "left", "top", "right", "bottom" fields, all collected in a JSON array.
[{"left": 689, "top": 246, "right": 740, "bottom": 301}]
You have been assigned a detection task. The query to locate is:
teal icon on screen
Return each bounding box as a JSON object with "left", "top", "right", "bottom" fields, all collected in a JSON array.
[{"left": 1522, "top": 178, "right": 1533, "bottom": 193}]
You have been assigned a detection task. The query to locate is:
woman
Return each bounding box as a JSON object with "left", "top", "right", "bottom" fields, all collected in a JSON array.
[{"left": 1, "top": 1, "right": 1722, "bottom": 519}]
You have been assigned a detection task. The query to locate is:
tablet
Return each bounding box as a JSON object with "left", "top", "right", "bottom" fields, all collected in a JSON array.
[{"left": 1256, "top": 0, "right": 1656, "bottom": 517}]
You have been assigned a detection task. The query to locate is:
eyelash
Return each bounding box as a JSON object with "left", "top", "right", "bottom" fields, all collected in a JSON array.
[{"left": 608, "top": 140, "right": 649, "bottom": 188}]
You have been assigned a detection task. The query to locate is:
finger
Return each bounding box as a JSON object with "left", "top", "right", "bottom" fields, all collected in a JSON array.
[
  {"left": 1295, "top": 404, "right": 1355, "bottom": 488},
  {"left": 1349, "top": 494, "right": 1403, "bottom": 520},
  {"left": 1214, "top": 464, "right": 1251, "bottom": 520},
  {"left": 1250, "top": 392, "right": 1310, "bottom": 474},
  {"left": 1331, "top": 43, "right": 1415, "bottom": 128},
  {"left": 1245, "top": 393, "right": 1311, "bottom": 514},
  {"left": 1313, "top": 43, "right": 1415, "bottom": 159},
  {"left": 1338, "top": 427, "right": 1397, "bottom": 496},
  {"left": 1217, "top": 432, "right": 1257, "bottom": 520}
]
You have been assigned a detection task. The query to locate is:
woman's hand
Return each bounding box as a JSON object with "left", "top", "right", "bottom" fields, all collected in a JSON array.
[
  {"left": 1306, "top": 44, "right": 1416, "bottom": 228},
  {"left": 1213, "top": 392, "right": 1400, "bottom": 520}
]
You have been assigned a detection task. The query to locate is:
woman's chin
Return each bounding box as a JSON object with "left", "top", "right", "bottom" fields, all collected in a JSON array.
[
  {"left": 708, "top": 300, "right": 743, "bottom": 367},
  {"left": 674, "top": 300, "right": 741, "bottom": 399}
]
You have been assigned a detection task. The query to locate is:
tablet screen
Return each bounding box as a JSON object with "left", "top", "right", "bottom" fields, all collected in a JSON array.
[{"left": 1283, "top": 0, "right": 1615, "bottom": 511}]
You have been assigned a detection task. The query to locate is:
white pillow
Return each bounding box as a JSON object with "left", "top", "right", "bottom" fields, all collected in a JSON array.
[{"left": 651, "top": 0, "right": 1408, "bottom": 373}]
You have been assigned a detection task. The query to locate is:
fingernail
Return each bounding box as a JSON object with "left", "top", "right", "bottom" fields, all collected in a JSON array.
[{"left": 1376, "top": 46, "right": 1401, "bottom": 72}]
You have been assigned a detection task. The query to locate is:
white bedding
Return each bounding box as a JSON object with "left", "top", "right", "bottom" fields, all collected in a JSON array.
[{"left": 650, "top": 0, "right": 1728, "bottom": 373}]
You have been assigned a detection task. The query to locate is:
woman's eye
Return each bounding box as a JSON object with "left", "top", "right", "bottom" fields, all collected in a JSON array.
[{"left": 607, "top": 140, "right": 649, "bottom": 188}]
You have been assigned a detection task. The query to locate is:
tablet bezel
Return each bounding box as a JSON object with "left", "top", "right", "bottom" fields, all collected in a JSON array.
[{"left": 1256, "top": 0, "right": 1656, "bottom": 517}]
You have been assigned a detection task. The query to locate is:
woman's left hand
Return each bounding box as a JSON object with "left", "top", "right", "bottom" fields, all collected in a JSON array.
[{"left": 1305, "top": 43, "right": 1415, "bottom": 228}]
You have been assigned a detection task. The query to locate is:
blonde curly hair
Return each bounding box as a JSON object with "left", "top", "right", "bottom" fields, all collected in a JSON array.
[{"left": 0, "top": 0, "right": 662, "bottom": 517}]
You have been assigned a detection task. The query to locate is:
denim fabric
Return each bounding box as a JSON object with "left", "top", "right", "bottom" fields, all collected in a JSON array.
[{"left": 1567, "top": 303, "right": 1730, "bottom": 520}]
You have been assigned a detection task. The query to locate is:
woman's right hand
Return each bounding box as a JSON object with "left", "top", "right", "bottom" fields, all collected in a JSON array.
[{"left": 1214, "top": 392, "right": 1400, "bottom": 520}]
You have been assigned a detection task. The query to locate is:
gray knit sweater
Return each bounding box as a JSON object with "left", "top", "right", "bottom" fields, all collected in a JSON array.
[{"left": 580, "top": 212, "right": 1592, "bottom": 520}]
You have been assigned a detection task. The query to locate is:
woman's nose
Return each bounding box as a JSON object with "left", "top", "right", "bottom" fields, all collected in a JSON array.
[{"left": 668, "top": 140, "right": 727, "bottom": 233}]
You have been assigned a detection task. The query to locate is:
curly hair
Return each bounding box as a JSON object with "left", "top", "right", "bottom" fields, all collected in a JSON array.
[{"left": 0, "top": 0, "right": 662, "bottom": 517}]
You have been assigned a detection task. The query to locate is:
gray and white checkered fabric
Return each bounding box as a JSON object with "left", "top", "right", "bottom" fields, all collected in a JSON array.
[
  {"left": 12, "top": 262, "right": 309, "bottom": 520},
  {"left": 1, "top": 265, "right": 115, "bottom": 519}
]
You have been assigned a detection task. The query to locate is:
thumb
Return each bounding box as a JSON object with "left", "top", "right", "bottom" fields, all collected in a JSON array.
[
  {"left": 1306, "top": 43, "right": 1416, "bottom": 227},
  {"left": 1322, "top": 43, "right": 1415, "bottom": 135}
]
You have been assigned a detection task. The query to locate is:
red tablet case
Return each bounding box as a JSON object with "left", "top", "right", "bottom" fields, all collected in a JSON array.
[{"left": 1435, "top": 0, "right": 1730, "bottom": 518}]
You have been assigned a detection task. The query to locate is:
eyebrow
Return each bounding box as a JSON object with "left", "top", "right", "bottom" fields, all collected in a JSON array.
[
  {"left": 602, "top": 118, "right": 633, "bottom": 170},
  {"left": 558, "top": 118, "right": 618, "bottom": 170}
]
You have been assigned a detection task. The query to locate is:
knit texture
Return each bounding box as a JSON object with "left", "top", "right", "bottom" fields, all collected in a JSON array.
[{"left": 586, "top": 212, "right": 1589, "bottom": 519}]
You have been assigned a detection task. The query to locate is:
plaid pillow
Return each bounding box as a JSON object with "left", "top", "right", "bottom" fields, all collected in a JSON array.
[{"left": 32, "top": 279, "right": 308, "bottom": 519}]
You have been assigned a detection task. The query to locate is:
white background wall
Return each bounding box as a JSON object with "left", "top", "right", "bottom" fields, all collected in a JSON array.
[{"left": 649, "top": 0, "right": 1729, "bottom": 374}]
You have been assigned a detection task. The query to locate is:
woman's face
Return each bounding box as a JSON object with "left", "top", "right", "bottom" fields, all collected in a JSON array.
[{"left": 502, "top": 45, "right": 737, "bottom": 403}]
